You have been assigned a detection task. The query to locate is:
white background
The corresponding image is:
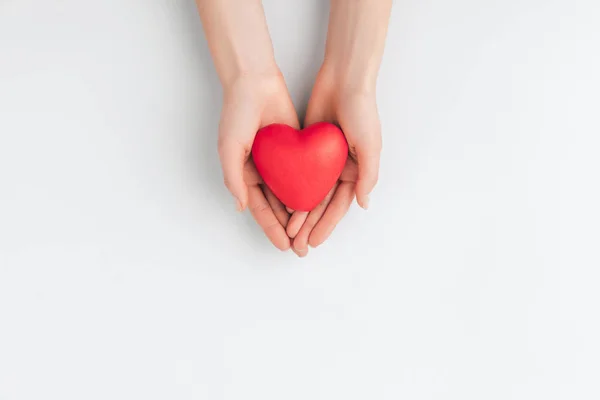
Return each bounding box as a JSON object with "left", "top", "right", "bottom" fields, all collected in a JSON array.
[{"left": 1, "top": 0, "right": 599, "bottom": 399}]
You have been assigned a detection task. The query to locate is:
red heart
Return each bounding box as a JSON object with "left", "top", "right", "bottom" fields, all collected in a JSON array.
[{"left": 251, "top": 122, "right": 349, "bottom": 212}]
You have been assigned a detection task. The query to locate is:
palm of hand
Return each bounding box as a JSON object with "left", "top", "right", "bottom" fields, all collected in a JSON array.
[
  {"left": 218, "top": 74, "right": 299, "bottom": 251},
  {"left": 216, "top": 72, "right": 380, "bottom": 256},
  {"left": 287, "top": 77, "right": 382, "bottom": 257}
]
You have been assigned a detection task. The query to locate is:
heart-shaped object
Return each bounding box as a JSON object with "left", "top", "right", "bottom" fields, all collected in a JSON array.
[{"left": 251, "top": 122, "right": 348, "bottom": 212}]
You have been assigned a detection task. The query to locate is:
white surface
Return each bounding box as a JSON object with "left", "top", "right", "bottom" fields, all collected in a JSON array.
[{"left": 1, "top": 0, "right": 599, "bottom": 399}]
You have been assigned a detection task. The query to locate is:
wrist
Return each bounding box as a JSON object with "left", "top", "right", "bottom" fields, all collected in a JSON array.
[
  {"left": 213, "top": 32, "right": 281, "bottom": 90},
  {"left": 221, "top": 66, "right": 287, "bottom": 102},
  {"left": 220, "top": 63, "right": 282, "bottom": 91},
  {"left": 318, "top": 60, "right": 378, "bottom": 97}
]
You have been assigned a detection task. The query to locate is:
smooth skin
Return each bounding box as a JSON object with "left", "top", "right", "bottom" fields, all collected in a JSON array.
[{"left": 195, "top": 0, "right": 392, "bottom": 255}]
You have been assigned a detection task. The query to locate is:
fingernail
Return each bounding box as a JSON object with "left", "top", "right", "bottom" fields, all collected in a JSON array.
[
  {"left": 296, "top": 248, "right": 308, "bottom": 257},
  {"left": 236, "top": 198, "right": 244, "bottom": 212},
  {"left": 361, "top": 195, "right": 370, "bottom": 210}
]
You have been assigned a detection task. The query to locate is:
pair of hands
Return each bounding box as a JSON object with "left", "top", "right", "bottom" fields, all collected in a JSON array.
[{"left": 217, "top": 66, "right": 381, "bottom": 257}]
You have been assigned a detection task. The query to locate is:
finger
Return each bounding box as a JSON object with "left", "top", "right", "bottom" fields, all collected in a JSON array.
[
  {"left": 263, "top": 185, "right": 290, "bottom": 228},
  {"left": 286, "top": 207, "right": 294, "bottom": 214},
  {"left": 286, "top": 211, "right": 308, "bottom": 239},
  {"left": 292, "top": 184, "right": 338, "bottom": 253},
  {"left": 354, "top": 142, "right": 381, "bottom": 210},
  {"left": 248, "top": 185, "right": 291, "bottom": 251},
  {"left": 243, "top": 159, "right": 263, "bottom": 186},
  {"left": 218, "top": 136, "right": 249, "bottom": 211},
  {"left": 340, "top": 158, "right": 359, "bottom": 183},
  {"left": 303, "top": 89, "right": 333, "bottom": 127},
  {"left": 291, "top": 239, "right": 309, "bottom": 258},
  {"left": 262, "top": 89, "right": 301, "bottom": 130},
  {"left": 309, "top": 182, "right": 356, "bottom": 248}
]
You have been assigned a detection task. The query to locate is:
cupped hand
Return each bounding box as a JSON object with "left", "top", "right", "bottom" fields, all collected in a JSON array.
[
  {"left": 287, "top": 68, "right": 382, "bottom": 257},
  {"left": 218, "top": 71, "right": 299, "bottom": 251}
]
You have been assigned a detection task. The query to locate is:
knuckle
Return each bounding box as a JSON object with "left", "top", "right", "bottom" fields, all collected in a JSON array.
[
  {"left": 251, "top": 201, "right": 270, "bottom": 214},
  {"left": 264, "top": 220, "right": 281, "bottom": 233},
  {"left": 305, "top": 219, "right": 317, "bottom": 231}
]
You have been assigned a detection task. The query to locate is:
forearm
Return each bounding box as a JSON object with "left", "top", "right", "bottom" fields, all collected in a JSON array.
[
  {"left": 322, "top": 0, "right": 393, "bottom": 92},
  {"left": 195, "top": 0, "right": 279, "bottom": 87}
]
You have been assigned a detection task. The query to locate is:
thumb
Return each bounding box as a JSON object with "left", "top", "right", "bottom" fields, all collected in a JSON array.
[
  {"left": 218, "top": 136, "right": 249, "bottom": 211},
  {"left": 354, "top": 140, "right": 381, "bottom": 210}
]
